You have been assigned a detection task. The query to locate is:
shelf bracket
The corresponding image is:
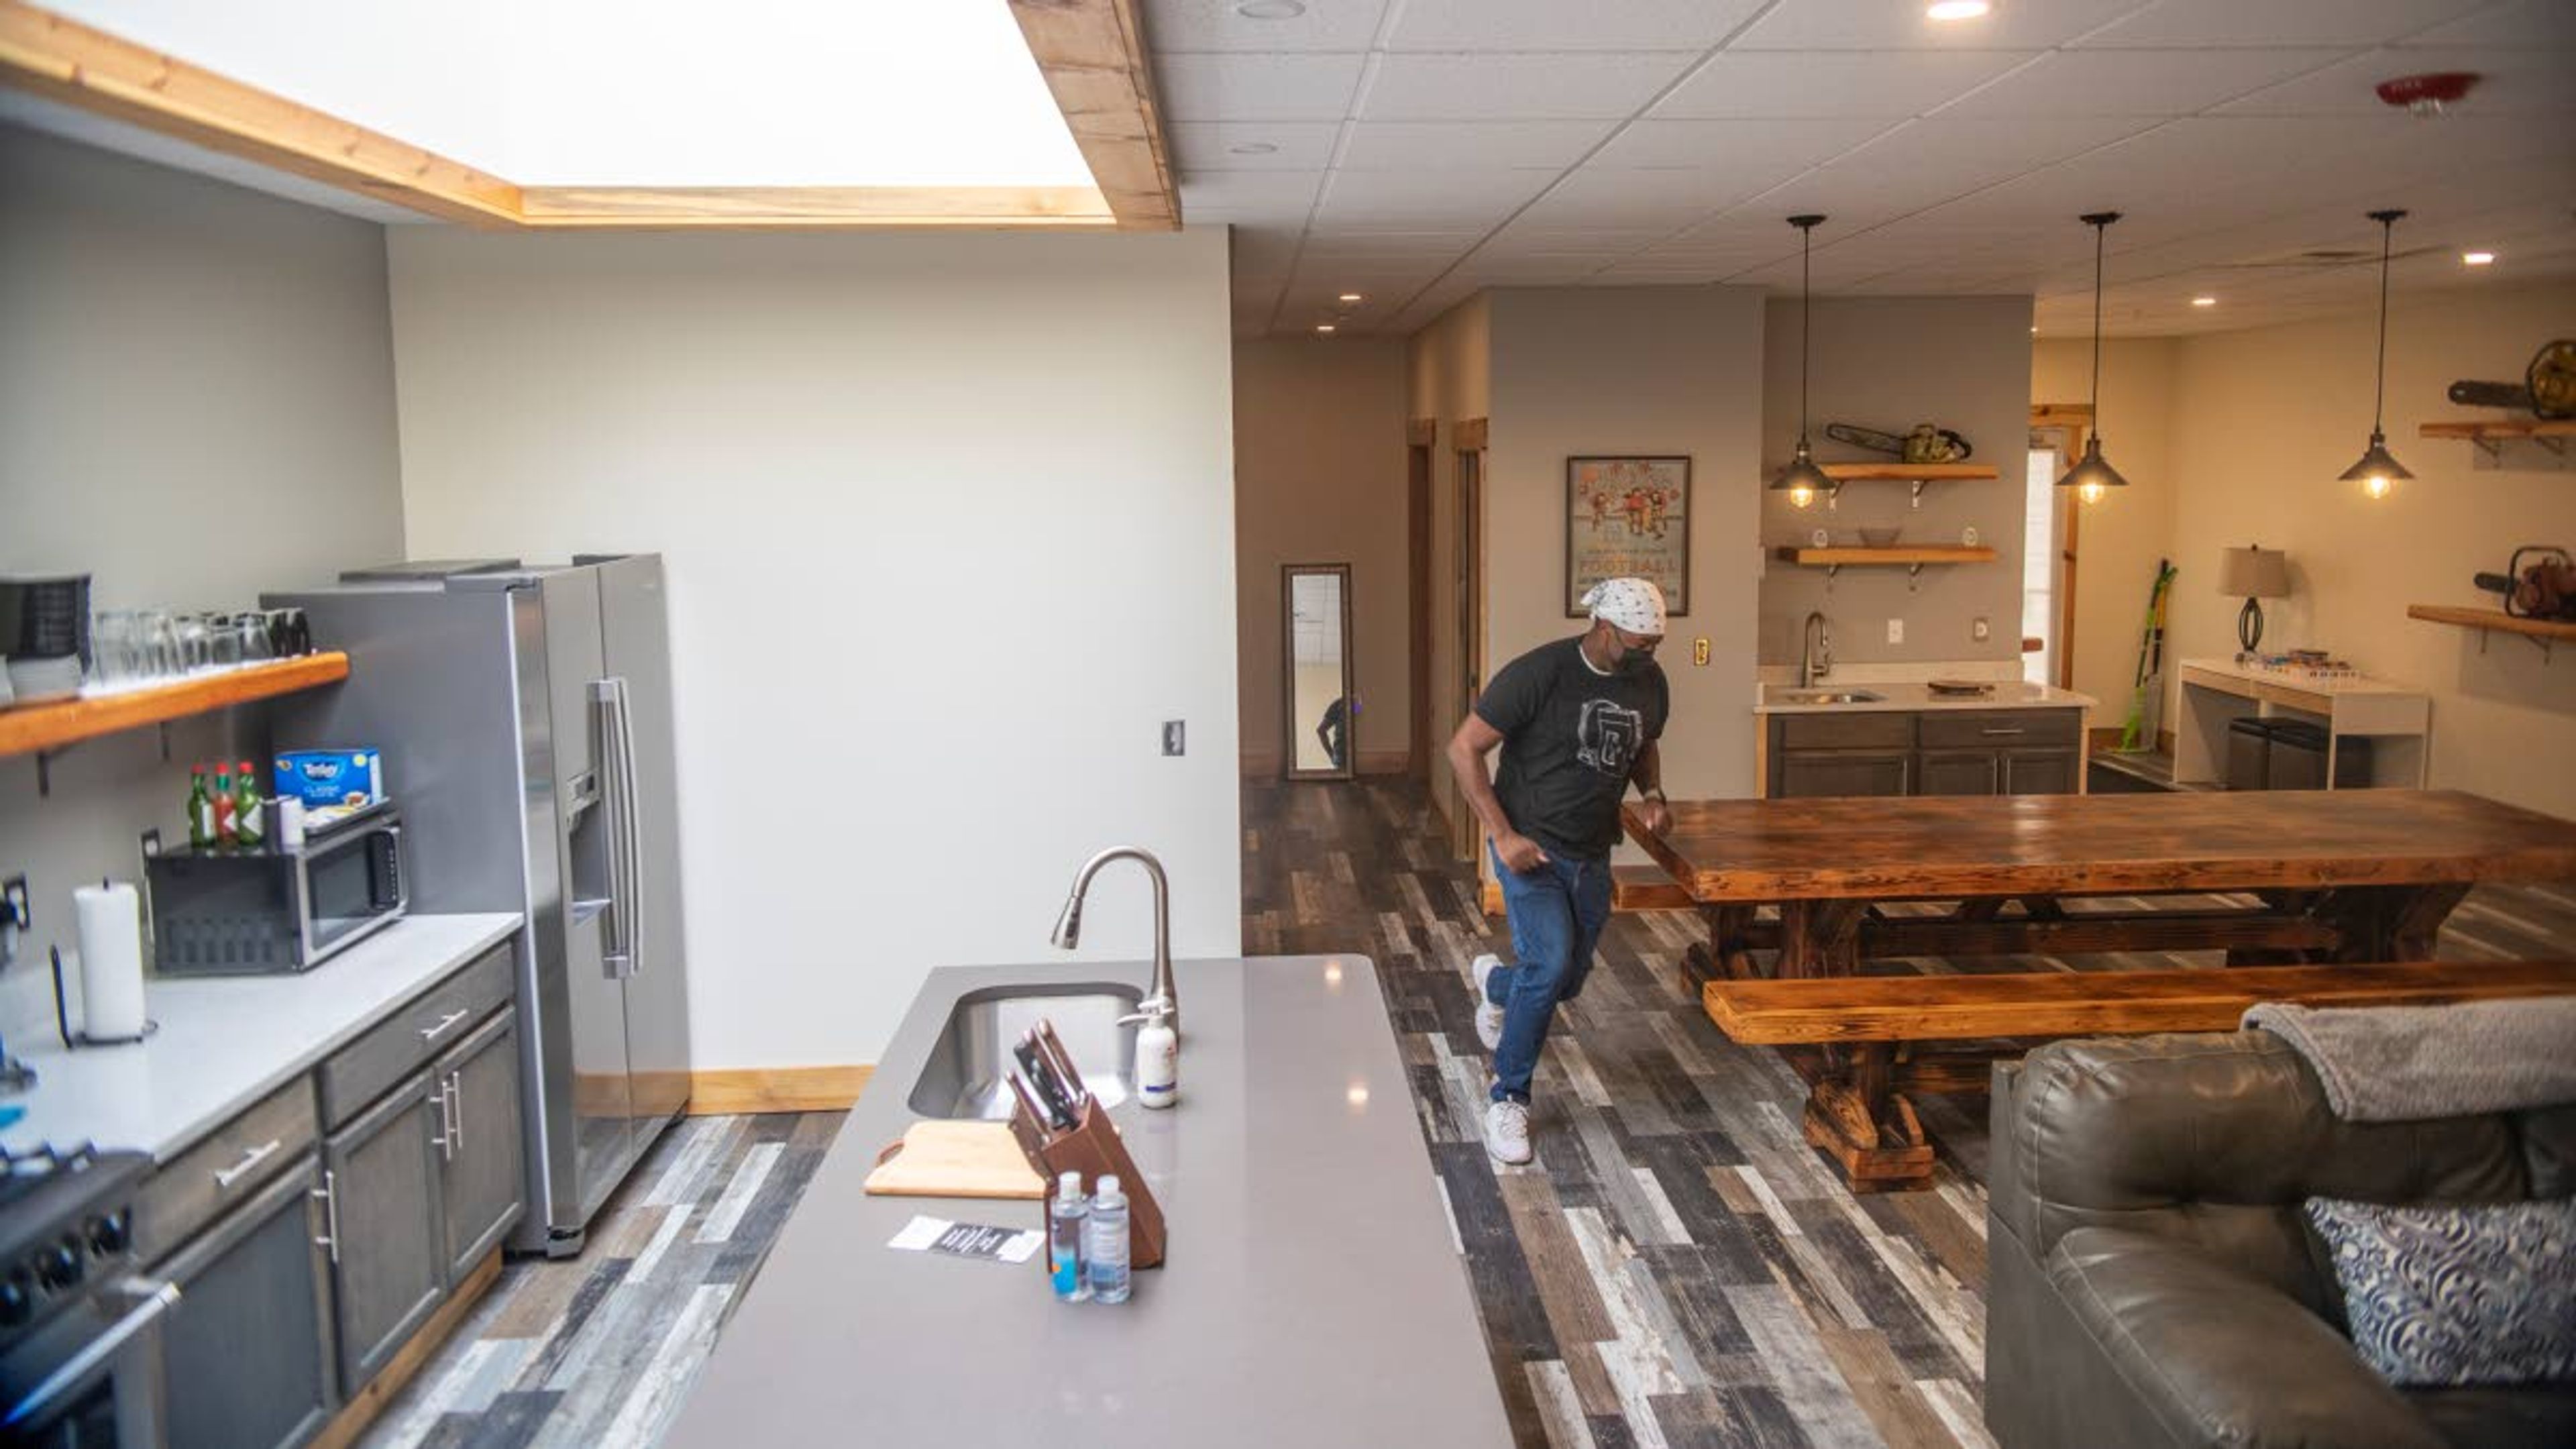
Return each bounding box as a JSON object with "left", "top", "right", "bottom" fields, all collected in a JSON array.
[
  {"left": 1908, "top": 563, "right": 1925, "bottom": 594},
  {"left": 1910, "top": 480, "right": 1927, "bottom": 509},
  {"left": 2538, "top": 435, "right": 2567, "bottom": 460},
  {"left": 1824, "top": 563, "right": 1840, "bottom": 594},
  {"left": 34, "top": 745, "right": 71, "bottom": 799},
  {"left": 2472, "top": 435, "right": 2504, "bottom": 462},
  {"left": 1825, "top": 483, "right": 1843, "bottom": 511}
]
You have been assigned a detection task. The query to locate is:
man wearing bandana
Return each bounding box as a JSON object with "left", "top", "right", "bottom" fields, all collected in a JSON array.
[{"left": 1445, "top": 577, "right": 1673, "bottom": 1165}]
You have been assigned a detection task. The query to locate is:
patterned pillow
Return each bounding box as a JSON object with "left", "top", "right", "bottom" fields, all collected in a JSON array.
[{"left": 2305, "top": 1196, "right": 2576, "bottom": 1387}]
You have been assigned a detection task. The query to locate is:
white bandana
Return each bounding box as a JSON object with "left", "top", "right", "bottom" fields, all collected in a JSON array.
[{"left": 1582, "top": 578, "right": 1667, "bottom": 637}]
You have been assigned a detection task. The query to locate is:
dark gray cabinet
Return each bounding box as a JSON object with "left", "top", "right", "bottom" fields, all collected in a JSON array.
[
  {"left": 2000, "top": 749, "right": 2080, "bottom": 796},
  {"left": 1769, "top": 706, "right": 2084, "bottom": 800},
  {"left": 1915, "top": 748, "right": 2000, "bottom": 796},
  {"left": 160, "top": 1157, "right": 336, "bottom": 1449},
  {"left": 436, "top": 1008, "right": 525, "bottom": 1283},
  {"left": 324, "top": 1075, "right": 447, "bottom": 1395},
  {"left": 1776, "top": 749, "right": 1911, "bottom": 798}
]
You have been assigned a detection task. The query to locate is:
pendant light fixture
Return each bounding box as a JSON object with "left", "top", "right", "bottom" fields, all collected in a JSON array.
[
  {"left": 2340, "top": 209, "right": 2413, "bottom": 500},
  {"left": 1769, "top": 215, "right": 1835, "bottom": 511},
  {"left": 2057, "top": 211, "right": 2129, "bottom": 505}
]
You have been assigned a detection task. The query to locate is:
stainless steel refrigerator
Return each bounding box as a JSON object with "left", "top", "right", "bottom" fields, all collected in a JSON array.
[{"left": 269, "top": 555, "right": 692, "bottom": 1257}]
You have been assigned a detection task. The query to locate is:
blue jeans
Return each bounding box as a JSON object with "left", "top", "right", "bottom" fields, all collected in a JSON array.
[{"left": 1485, "top": 842, "right": 1613, "bottom": 1103}]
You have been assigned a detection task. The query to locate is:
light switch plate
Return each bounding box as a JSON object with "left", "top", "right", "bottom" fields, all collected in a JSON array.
[
  {"left": 1162, "top": 720, "right": 1186, "bottom": 757},
  {"left": 1887, "top": 619, "right": 1905, "bottom": 645},
  {"left": 1693, "top": 637, "right": 1710, "bottom": 667}
]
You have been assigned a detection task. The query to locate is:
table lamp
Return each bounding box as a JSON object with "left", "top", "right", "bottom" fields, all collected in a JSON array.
[{"left": 2218, "top": 545, "right": 2290, "bottom": 655}]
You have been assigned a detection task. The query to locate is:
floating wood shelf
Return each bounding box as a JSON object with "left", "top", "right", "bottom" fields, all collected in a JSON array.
[
  {"left": 1774, "top": 546, "right": 1998, "bottom": 566},
  {"left": 2406, "top": 604, "right": 2576, "bottom": 658},
  {"left": 0, "top": 653, "right": 350, "bottom": 760},
  {"left": 1815, "top": 462, "right": 2001, "bottom": 482},
  {"left": 2416, "top": 419, "right": 2576, "bottom": 441}
]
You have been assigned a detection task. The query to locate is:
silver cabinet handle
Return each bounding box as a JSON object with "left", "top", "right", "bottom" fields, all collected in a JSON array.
[
  {"left": 1980, "top": 728, "right": 2026, "bottom": 737},
  {"left": 445, "top": 1072, "right": 464, "bottom": 1155},
  {"left": 212, "top": 1138, "right": 282, "bottom": 1190},
  {"left": 419, "top": 1008, "right": 470, "bottom": 1042},
  {"left": 431, "top": 1082, "right": 453, "bottom": 1162},
  {"left": 312, "top": 1170, "right": 341, "bottom": 1265}
]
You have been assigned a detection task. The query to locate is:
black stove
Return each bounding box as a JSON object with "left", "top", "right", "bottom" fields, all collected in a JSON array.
[{"left": 0, "top": 1143, "right": 148, "bottom": 1344}]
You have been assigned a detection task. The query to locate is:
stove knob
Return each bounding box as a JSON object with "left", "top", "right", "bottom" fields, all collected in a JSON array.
[
  {"left": 87, "top": 1211, "right": 131, "bottom": 1256},
  {"left": 0, "top": 1273, "right": 30, "bottom": 1327},
  {"left": 36, "top": 1240, "right": 81, "bottom": 1291}
]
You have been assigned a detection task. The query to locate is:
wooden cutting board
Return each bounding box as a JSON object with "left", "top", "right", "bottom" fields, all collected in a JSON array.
[{"left": 862, "top": 1120, "right": 1046, "bottom": 1199}]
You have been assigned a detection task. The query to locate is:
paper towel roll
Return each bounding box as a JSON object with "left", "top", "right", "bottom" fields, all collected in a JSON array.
[{"left": 75, "top": 881, "right": 148, "bottom": 1042}]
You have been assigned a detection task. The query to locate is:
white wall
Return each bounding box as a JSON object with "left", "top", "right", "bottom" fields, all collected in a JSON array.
[
  {"left": 386, "top": 227, "right": 1242, "bottom": 1067},
  {"left": 0, "top": 127, "right": 405, "bottom": 1020}
]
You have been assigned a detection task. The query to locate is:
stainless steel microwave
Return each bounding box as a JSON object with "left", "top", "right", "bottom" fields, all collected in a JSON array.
[{"left": 146, "top": 803, "right": 407, "bottom": 973}]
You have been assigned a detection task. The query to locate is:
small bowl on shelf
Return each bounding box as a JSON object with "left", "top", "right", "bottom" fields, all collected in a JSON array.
[{"left": 1856, "top": 527, "right": 1901, "bottom": 547}]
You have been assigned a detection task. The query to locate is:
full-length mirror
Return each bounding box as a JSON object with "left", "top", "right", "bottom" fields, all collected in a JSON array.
[{"left": 1284, "top": 564, "right": 1354, "bottom": 780}]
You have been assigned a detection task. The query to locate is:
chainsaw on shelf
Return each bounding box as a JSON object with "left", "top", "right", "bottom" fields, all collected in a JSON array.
[
  {"left": 2473, "top": 546, "right": 2576, "bottom": 622},
  {"left": 2447, "top": 338, "right": 2576, "bottom": 419},
  {"left": 1825, "top": 422, "right": 1974, "bottom": 463}
]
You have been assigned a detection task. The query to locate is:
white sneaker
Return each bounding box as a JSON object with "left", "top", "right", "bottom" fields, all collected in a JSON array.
[
  {"left": 1483, "top": 1097, "right": 1533, "bottom": 1165},
  {"left": 1472, "top": 953, "right": 1506, "bottom": 1053}
]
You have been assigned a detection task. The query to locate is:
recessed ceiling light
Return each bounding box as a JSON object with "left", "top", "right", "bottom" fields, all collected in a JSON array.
[
  {"left": 2191, "top": 295, "right": 2218, "bottom": 307},
  {"left": 1315, "top": 323, "right": 1336, "bottom": 334},
  {"left": 2463, "top": 250, "right": 2496, "bottom": 266},
  {"left": 1228, "top": 142, "right": 1279, "bottom": 156},
  {"left": 1337, "top": 292, "right": 1364, "bottom": 304},
  {"left": 1926, "top": 0, "right": 1992, "bottom": 20},
  {"left": 1237, "top": 0, "right": 1305, "bottom": 18}
]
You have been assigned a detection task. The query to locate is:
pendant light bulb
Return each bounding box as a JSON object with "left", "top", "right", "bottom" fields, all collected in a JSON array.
[
  {"left": 2341, "top": 209, "right": 2412, "bottom": 500},
  {"left": 2057, "top": 211, "right": 2127, "bottom": 502},
  {"left": 1769, "top": 215, "right": 1834, "bottom": 508}
]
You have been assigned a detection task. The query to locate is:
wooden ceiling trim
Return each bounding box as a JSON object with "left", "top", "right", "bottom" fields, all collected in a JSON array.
[
  {"left": 0, "top": 1, "right": 521, "bottom": 226},
  {"left": 1006, "top": 0, "right": 1179, "bottom": 231},
  {"left": 517, "top": 185, "right": 1117, "bottom": 229}
]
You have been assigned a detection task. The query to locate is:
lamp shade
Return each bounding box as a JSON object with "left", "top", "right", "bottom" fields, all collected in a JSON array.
[{"left": 2218, "top": 546, "right": 2290, "bottom": 600}]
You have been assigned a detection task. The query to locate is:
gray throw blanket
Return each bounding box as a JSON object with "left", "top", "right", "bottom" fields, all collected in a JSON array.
[{"left": 2243, "top": 997, "right": 2576, "bottom": 1122}]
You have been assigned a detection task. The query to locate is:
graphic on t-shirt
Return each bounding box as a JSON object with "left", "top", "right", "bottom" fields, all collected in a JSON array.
[{"left": 1575, "top": 698, "right": 1644, "bottom": 776}]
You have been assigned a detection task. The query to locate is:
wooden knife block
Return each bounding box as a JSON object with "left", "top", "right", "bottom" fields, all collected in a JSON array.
[{"left": 1007, "top": 1096, "right": 1167, "bottom": 1270}]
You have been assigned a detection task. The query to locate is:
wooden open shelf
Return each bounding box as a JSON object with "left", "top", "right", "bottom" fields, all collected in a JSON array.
[
  {"left": 2416, "top": 419, "right": 2576, "bottom": 441},
  {"left": 0, "top": 652, "right": 350, "bottom": 759},
  {"left": 2406, "top": 604, "right": 2576, "bottom": 645},
  {"left": 1817, "top": 462, "right": 2000, "bottom": 482},
  {"left": 1773, "top": 545, "right": 1998, "bottom": 566}
]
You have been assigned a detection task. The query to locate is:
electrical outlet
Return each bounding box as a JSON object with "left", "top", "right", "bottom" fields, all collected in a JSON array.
[
  {"left": 2, "top": 875, "right": 27, "bottom": 932},
  {"left": 1887, "top": 619, "right": 1905, "bottom": 645},
  {"left": 1162, "top": 720, "right": 1186, "bottom": 757},
  {"left": 1973, "top": 616, "right": 1991, "bottom": 643},
  {"left": 140, "top": 828, "right": 162, "bottom": 859},
  {"left": 1693, "top": 637, "right": 1711, "bottom": 667}
]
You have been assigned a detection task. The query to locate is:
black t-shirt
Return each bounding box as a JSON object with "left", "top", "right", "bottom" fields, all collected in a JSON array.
[{"left": 1473, "top": 637, "right": 1668, "bottom": 859}]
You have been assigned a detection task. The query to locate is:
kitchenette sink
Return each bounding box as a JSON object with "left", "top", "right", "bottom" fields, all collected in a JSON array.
[
  {"left": 903, "top": 981, "right": 1143, "bottom": 1119},
  {"left": 1775, "top": 689, "right": 1886, "bottom": 705}
]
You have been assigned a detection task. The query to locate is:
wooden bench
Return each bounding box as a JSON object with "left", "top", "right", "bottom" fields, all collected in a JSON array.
[
  {"left": 1705, "top": 959, "right": 2576, "bottom": 1193},
  {"left": 1477, "top": 864, "right": 1694, "bottom": 917}
]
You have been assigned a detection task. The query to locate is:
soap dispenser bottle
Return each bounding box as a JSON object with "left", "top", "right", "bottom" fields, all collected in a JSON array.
[{"left": 1135, "top": 1016, "right": 1179, "bottom": 1110}]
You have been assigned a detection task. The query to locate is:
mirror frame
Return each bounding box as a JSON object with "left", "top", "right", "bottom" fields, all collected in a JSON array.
[{"left": 1281, "top": 562, "right": 1356, "bottom": 782}]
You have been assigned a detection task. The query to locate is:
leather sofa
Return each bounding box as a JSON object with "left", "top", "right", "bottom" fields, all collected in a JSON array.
[{"left": 1985, "top": 1030, "right": 2576, "bottom": 1448}]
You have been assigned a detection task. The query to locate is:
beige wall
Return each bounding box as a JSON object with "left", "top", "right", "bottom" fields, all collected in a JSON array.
[
  {"left": 0, "top": 127, "right": 405, "bottom": 1013},
  {"left": 2033, "top": 337, "right": 2182, "bottom": 731},
  {"left": 1405, "top": 295, "right": 1492, "bottom": 834},
  {"left": 1487, "top": 286, "right": 1767, "bottom": 810},
  {"left": 1233, "top": 339, "right": 1409, "bottom": 775},
  {"left": 1760, "top": 296, "right": 2036, "bottom": 668},
  {"left": 2163, "top": 281, "right": 2576, "bottom": 819}
]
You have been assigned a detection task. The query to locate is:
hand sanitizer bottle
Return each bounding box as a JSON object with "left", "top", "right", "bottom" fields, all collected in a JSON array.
[
  {"left": 1085, "top": 1174, "right": 1132, "bottom": 1304},
  {"left": 1049, "top": 1171, "right": 1089, "bottom": 1301}
]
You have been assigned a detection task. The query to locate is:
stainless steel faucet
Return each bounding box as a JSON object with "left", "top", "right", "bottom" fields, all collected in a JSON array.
[
  {"left": 1050, "top": 846, "right": 1178, "bottom": 1032},
  {"left": 1801, "top": 610, "right": 1833, "bottom": 688}
]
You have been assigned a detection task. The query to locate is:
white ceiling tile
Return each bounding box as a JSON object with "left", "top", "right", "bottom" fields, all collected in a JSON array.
[
  {"left": 1654, "top": 50, "right": 2039, "bottom": 119},
  {"left": 1934, "top": 48, "right": 2359, "bottom": 117},
  {"left": 1383, "top": 0, "right": 1765, "bottom": 52},
  {"left": 1170, "top": 121, "right": 1344, "bottom": 172},
  {"left": 1509, "top": 167, "right": 1769, "bottom": 229},
  {"left": 1337, "top": 119, "right": 1618, "bottom": 169},
  {"left": 2394, "top": 0, "right": 2576, "bottom": 48},
  {"left": 1362, "top": 52, "right": 1699, "bottom": 120},
  {"left": 1483, "top": 221, "right": 1676, "bottom": 252},
  {"left": 1313, "top": 167, "right": 1556, "bottom": 226},
  {"left": 1177, "top": 169, "right": 1326, "bottom": 219},
  {"left": 1448, "top": 256, "right": 1622, "bottom": 284},
  {"left": 1588, "top": 115, "right": 1893, "bottom": 169},
  {"left": 1155, "top": 52, "right": 1367, "bottom": 121},
  {"left": 2078, "top": 0, "right": 2492, "bottom": 48},
  {"left": 1142, "top": 0, "right": 1391, "bottom": 53},
  {"left": 2211, "top": 46, "right": 2576, "bottom": 115},
  {"left": 1731, "top": 0, "right": 2149, "bottom": 50},
  {"left": 1778, "top": 115, "right": 2159, "bottom": 215}
]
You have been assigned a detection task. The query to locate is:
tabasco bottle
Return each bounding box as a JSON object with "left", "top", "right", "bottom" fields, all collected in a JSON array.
[
  {"left": 233, "top": 761, "right": 265, "bottom": 849},
  {"left": 212, "top": 765, "right": 237, "bottom": 846},
  {"left": 186, "top": 765, "right": 215, "bottom": 849}
]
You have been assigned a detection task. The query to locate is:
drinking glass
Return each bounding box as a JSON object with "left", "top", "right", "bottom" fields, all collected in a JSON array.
[
  {"left": 141, "top": 608, "right": 183, "bottom": 680},
  {"left": 89, "top": 609, "right": 136, "bottom": 686},
  {"left": 233, "top": 613, "right": 274, "bottom": 664},
  {"left": 171, "top": 612, "right": 212, "bottom": 675}
]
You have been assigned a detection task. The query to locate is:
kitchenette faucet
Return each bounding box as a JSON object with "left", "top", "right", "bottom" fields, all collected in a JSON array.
[
  {"left": 1801, "top": 610, "right": 1833, "bottom": 688},
  {"left": 1050, "top": 846, "right": 1178, "bottom": 1032}
]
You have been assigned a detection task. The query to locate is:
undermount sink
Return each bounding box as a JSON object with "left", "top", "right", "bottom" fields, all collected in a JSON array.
[
  {"left": 905, "top": 982, "right": 1144, "bottom": 1120},
  {"left": 1776, "top": 689, "right": 1886, "bottom": 705}
]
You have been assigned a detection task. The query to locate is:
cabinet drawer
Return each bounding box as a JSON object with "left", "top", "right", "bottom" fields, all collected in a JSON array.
[
  {"left": 139, "top": 1076, "right": 319, "bottom": 1263},
  {"left": 319, "top": 941, "right": 514, "bottom": 1130},
  {"left": 1771, "top": 711, "right": 1913, "bottom": 751},
  {"left": 1915, "top": 709, "right": 2082, "bottom": 751}
]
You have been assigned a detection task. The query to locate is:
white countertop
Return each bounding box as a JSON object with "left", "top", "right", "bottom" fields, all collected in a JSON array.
[
  {"left": 2178, "top": 656, "right": 2426, "bottom": 698},
  {"left": 1756, "top": 680, "right": 2096, "bottom": 714},
  {"left": 0, "top": 913, "right": 521, "bottom": 1161}
]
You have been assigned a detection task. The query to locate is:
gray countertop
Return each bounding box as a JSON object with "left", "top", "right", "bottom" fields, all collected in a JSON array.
[
  {"left": 1756, "top": 679, "right": 2096, "bottom": 715},
  {"left": 662, "top": 955, "right": 1512, "bottom": 1448},
  {"left": 0, "top": 913, "right": 521, "bottom": 1160}
]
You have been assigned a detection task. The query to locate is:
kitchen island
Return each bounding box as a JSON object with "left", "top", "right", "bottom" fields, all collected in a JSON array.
[{"left": 661, "top": 955, "right": 1511, "bottom": 1448}]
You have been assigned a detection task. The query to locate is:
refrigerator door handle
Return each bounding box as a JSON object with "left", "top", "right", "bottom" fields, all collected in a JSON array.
[
  {"left": 614, "top": 674, "right": 646, "bottom": 976},
  {"left": 592, "top": 678, "right": 637, "bottom": 979}
]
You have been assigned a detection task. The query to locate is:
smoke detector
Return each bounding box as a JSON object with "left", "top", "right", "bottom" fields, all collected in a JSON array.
[{"left": 2375, "top": 72, "right": 2481, "bottom": 116}]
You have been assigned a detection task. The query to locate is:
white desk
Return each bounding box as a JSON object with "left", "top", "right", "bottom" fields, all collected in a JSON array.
[{"left": 2174, "top": 657, "right": 2430, "bottom": 789}]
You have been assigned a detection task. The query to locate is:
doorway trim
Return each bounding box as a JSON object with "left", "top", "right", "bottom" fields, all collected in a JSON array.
[
  {"left": 1407, "top": 417, "right": 1435, "bottom": 780},
  {"left": 2031, "top": 403, "right": 2091, "bottom": 692}
]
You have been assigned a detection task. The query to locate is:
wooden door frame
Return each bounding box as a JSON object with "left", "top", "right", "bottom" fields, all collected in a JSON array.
[
  {"left": 1280, "top": 562, "right": 1356, "bottom": 781},
  {"left": 2031, "top": 405, "right": 2091, "bottom": 693},
  {"left": 1406, "top": 419, "right": 1434, "bottom": 780},
  {"left": 1448, "top": 419, "right": 1489, "bottom": 863}
]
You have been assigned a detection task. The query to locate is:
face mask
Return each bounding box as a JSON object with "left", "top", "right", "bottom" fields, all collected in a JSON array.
[{"left": 1617, "top": 647, "right": 1656, "bottom": 676}]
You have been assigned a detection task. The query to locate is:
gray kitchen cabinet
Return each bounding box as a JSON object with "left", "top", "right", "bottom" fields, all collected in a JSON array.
[
  {"left": 2000, "top": 749, "right": 2080, "bottom": 796},
  {"left": 435, "top": 1008, "right": 526, "bottom": 1284},
  {"left": 1766, "top": 706, "right": 2083, "bottom": 800},
  {"left": 1915, "top": 748, "right": 2000, "bottom": 796},
  {"left": 1774, "top": 749, "right": 1912, "bottom": 798},
  {"left": 323, "top": 1073, "right": 447, "bottom": 1395},
  {"left": 159, "top": 1157, "right": 337, "bottom": 1449}
]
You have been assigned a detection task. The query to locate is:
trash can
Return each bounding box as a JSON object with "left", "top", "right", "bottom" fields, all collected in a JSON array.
[
  {"left": 2268, "top": 718, "right": 2369, "bottom": 790},
  {"left": 2226, "top": 717, "right": 2279, "bottom": 791}
]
